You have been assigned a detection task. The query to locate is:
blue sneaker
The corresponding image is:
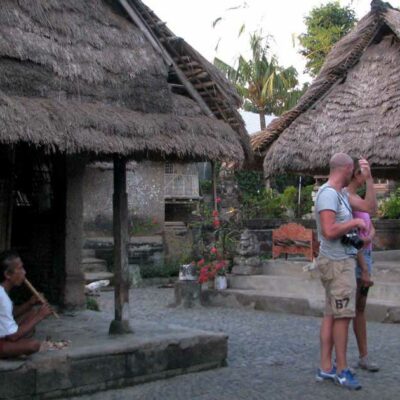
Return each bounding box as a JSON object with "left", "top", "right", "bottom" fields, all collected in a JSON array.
[
  {"left": 335, "top": 368, "right": 362, "bottom": 390},
  {"left": 315, "top": 366, "right": 336, "bottom": 382}
]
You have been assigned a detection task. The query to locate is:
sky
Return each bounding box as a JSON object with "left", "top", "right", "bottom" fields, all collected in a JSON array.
[
  {"left": 144, "top": 0, "right": 399, "bottom": 133},
  {"left": 144, "top": 0, "right": 398, "bottom": 84}
]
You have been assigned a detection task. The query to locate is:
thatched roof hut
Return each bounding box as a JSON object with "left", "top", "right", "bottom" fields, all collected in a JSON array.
[
  {"left": 252, "top": 0, "right": 400, "bottom": 178},
  {"left": 0, "top": 0, "right": 249, "bottom": 163}
]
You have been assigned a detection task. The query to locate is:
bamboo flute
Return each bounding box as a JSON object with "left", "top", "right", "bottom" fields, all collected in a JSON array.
[{"left": 24, "top": 278, "right": 59, "bottom": 319}]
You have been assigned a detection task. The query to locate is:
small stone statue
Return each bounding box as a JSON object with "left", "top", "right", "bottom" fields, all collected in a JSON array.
[
  {"left": 237, "top": 229, "right": 260, "bottom": 256},
  {"left": 232, "top": 230, "right": 262, "bottom": 275}
]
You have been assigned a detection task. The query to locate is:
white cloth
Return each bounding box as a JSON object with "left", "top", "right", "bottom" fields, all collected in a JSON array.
[{"left": 0, "top": 285, "right": 18, "bottom": 338}]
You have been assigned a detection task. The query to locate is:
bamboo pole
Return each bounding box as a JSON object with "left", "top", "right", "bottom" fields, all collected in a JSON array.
[
  {"left": 24, "top": 278, "right": 59, "bottom": 319},
  {"left": 118, "top": 0, "right": 215, "bottom": 118},
  {"left": 212, "top": 161, "right": 218, "bottom": 211}
]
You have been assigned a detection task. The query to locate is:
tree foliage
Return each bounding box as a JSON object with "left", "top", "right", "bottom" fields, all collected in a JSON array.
[
  {"left": 214, "top": 32, "right": 304, "bottom": 130},
  {"left": 298, "top": 1, "right": 357, "bottom": 77}
]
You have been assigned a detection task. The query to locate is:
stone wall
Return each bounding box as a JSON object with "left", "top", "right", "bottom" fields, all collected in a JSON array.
[
  {"left": 83, "top": 161, "right": 165, "bottom": 236},
  {"left": 84, "top": 236, "right": 164, "bottom": 273},
  {"left": 246, "top": 218, "right": 400, "bottom": 254}
]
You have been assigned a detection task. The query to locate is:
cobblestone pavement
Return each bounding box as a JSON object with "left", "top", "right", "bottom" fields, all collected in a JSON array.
[{"left": 67, "top": 287, "right": 399, "bottom": 400}]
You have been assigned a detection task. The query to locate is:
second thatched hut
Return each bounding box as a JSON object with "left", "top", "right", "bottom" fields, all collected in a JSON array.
[{"left": 252, "top": 0, "right": 400, "bottom": 179}]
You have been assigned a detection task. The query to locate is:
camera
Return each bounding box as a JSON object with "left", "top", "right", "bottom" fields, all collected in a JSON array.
[{"left": 341, "top": 230, "right": 364, "bottom": 250}]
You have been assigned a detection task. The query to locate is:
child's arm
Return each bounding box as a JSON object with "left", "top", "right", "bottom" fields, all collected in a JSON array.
[{"left": 6, "top": 304, "right": 52, "bottom": 342}]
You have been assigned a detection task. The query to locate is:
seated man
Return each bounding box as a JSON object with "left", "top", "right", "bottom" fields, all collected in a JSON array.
[{"left": 0, "top": 250, "right": 52, "bottom": 358}]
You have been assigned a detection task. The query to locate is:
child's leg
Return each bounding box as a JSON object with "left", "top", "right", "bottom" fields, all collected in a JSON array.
[{"left": 0, "top": 338, "right": 40, "bottom": 358}]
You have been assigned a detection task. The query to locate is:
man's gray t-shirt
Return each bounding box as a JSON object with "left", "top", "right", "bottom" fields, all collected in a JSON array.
[{"left": 315, "top": 183, "right": 355, "bottom": 260}]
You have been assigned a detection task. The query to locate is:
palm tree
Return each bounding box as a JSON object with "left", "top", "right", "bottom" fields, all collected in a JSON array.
[{"left": 214, "top": 32, "right": 302, "bottom": 130}]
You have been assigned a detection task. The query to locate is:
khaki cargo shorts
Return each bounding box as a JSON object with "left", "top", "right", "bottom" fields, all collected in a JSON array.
[{"left": 316, "top": 254, "right": 356, "bottom": 319}]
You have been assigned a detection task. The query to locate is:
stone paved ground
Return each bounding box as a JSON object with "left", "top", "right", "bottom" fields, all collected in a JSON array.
[{"left": 66, "top": 287, "right": 399, "bottom": 400}]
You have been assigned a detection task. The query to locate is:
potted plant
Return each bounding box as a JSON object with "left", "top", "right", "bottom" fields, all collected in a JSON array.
[
  {"left": 214, "top": 259, "right": 228, "bottom": 290},
  {"left": 197, "top": 247, "right": 228, "bottom": 290}
]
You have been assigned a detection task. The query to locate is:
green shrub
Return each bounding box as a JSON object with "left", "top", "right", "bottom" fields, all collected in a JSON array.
[
  {"left": 299, "top": 184, "right": 314, "bottom": 216},
  {"left": 86, "top": 296, "right": 100, "bottom": 311},
  {"left": 235, "top": 170, "right": 264, "bottom": 197},
  {"left": 140, "top": 262, "right": 180, "bottom": 279},
  {"left": 242, "top": 188, "right": 285, "bottom": 219},
  {"left": 199, "top": 179, "right": 213, "bottom": 194},
  {"left": 281, "top": 186, "right": 297, "bottom": 214},
  {"left": 379, "top": 189, "right": 400, "bottom": 219}
]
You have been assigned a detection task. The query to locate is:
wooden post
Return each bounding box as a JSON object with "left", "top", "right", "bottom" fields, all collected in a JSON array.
[
  {"left": 109, "top": 156, "right": 132, "bottom": 335},
  {"left": 212, "top": 161, "right": 218, "bottom": 211},
  {"left": 63, "top": 155, "right": 86, "bottom": 309},
  {"left": 0, "top": 147, "right": 15, "bottom": 251}
]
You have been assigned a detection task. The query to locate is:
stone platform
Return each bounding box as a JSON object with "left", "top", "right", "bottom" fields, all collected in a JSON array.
[
  {"left": 203, "top": 253, "right": 400, "bottom": 322},
  {"left": 0, "top": 311, "right": 227, "bottom": 400}
]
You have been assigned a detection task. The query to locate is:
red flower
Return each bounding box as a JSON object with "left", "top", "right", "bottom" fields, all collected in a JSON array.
[
  {"left": 212, "top": 210, "right": 219, "bottom": 217},
  {"left": 210, "top": 247, "right": 217, "bottom": 254},
  {"left": 197, "top": 258, "right": 205, "bottom": 267},
  {"left": 213, "top": 219, "right": 220, "bottom": 229},
  {"left": 216, "top": 197, "right": 221, "bottom": 204}
]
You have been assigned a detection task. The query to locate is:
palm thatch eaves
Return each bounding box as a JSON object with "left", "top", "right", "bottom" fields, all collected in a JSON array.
[{"left": 0, "top": 0, "right": 248, "bottom": 163}]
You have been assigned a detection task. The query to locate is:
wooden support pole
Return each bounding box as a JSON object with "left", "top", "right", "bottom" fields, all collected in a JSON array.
[
  {"left": 118, "top": 0, "right": 215, "bottom": 118},
  {"left": 212, "top": 161, "right": 218, "bottom": 211},
  {"left": 63, "top": 155, "right": 86, "bottom": 309},
  {"left": 109, "top": 156, "right": 132, "bottom": 335}
]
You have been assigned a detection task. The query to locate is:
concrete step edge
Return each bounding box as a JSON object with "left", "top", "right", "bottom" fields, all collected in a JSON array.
[
  {"left": 204, "top": 289, "right": 399, "bottom": 321},
  {"left": 228, "top": 274, "right": 400, "bottom": 286},
  {"left": 82, "top": 257, "right": 107, "bottom": 264},
  {"left": 222, "top": 288, "right": 400, "bottom": 306}
]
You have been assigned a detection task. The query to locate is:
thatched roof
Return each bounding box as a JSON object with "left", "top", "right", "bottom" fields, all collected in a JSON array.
[
  {"left": 0, "top": 90, "right": 244, "bottom": 161},
  {"left": 126, "top": 0, "right": 251, "bottom": 161},
  {"left": 252, "top": 0, "right": 400, "bottom": 177},
  {"left": 0, "top": 0, "right": 248, "bottom": 162}
]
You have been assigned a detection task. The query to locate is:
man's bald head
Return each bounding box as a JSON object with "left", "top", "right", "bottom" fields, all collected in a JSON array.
[{"left": 329, "top": 153, "right": 354, "bottom": 171}]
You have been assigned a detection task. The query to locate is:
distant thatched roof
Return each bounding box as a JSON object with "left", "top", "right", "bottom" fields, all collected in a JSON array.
[
  {"left": 252, "top": 0, "right": 400, "bottom": 177},
  {"left": 0, "top": 0, "right": 248, "bottom": 163}
]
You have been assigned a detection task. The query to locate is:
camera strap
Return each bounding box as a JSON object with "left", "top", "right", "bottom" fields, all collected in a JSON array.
[{"left": 316, "top": 185, "right": 352, "bottom": 216}]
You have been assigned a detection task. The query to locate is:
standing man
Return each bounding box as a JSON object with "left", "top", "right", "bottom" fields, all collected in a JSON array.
[{"left": 314, "top": 153, "right": 377, "bottom": 390}]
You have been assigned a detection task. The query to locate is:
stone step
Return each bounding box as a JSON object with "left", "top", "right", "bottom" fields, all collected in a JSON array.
[
  {"left": 262, "top": 260, "right": 310, "bottom": 277},
  {"left": 81, "top": 257, "right": 108, "bottom": 273},
  {"left": 85, "top": 235, "right": 163, "bottom": 248},
  {"left": 261, "top": 259, "right": 400, "bottom": 282},
  {"left": 84, "top": 237, "right": 164, "bottom": 255},
  {"left": 370, "top": 261, "right": 400, "bottom": 282},
  {"left": 84, "top": 271, "right": 114, "bottom": 284},
  {"left": 373, "top": 249, "right": 400, "bottom": 262},
  {"left": 0, "top": 315, "right": 227, "bottom": 399},
  {"left": 165, "top": 221, "right": 186, "bottom": 227},
  {"left": 82, "top": 248, "right": 96, "bottom": 258},
  {"left": 228, "top": 275, "right": 400, "bottom": 304},
  {"left": 84, "top": 236, "right": 164, "bottom": 267},
  {"left": 202, "top": 289, "right": 399, "bottom": 322}
]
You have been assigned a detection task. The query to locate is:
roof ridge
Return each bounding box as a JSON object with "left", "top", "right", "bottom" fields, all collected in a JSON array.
[{"left": 371, "top": 0, "right": 393, "bottom": 12}]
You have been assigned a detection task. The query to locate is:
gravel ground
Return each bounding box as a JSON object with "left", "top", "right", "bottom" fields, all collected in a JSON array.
[{"left": 66, "top": 287, "right": 399, "bottom": 400}]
